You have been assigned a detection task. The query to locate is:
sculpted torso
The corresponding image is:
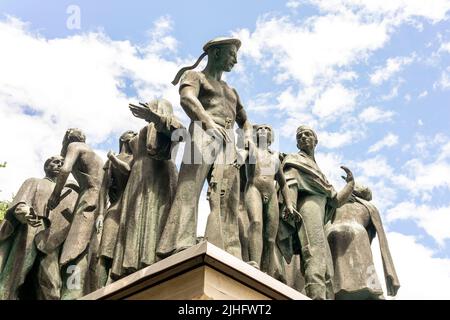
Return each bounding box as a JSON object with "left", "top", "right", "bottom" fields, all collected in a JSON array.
[
  {"left": 70, "top": 142, "right": 104, "bottom": 189},
  {"left": 246, "top": 149, "right": 280, "bottom": 199}
]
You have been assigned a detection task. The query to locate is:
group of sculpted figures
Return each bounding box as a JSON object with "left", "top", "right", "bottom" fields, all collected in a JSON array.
[{"left": 0, "top": 37, "right": 400, "bottom": 300}]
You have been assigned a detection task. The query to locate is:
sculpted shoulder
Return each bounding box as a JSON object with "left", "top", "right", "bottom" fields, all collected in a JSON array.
[{"left": 282, "top": 152, "right": 303, "bottom": 167}]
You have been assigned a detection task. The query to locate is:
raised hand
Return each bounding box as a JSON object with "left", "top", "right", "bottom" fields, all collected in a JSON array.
[
  {"left": 340, "top": 165, "right": 354, "bottom": 183},
  {"left": 129, "top": 103, "right": 161, "bottom": 123},
  {"left": 14, "top": 203, "right": 31, "bottom": 224},
  {"left": 107, "top": 150, "right": 117, "bottom": 161}
]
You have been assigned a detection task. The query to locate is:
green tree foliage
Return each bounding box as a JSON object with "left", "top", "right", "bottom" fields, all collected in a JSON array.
[
  {"left": 0, "top": 201, "right": 8, "bottom": 221},
  {"left": 0, "top": 161, "right": 8, "bottom": 220}
]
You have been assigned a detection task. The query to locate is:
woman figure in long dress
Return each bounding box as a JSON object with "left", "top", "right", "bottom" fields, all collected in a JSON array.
[
  {"left": 110, "top": 99, "right": 184, "bottom": 279},
  {"left": 91, "top": 130, "right": 137, "bottom": 289}
]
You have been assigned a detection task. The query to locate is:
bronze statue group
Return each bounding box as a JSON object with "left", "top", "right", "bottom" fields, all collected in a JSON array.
[{"left": 0, "top": 37, "right": 400, "bottom": 300}]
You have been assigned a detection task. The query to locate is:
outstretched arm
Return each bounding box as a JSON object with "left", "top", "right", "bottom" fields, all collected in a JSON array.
[
  {"left": 107, "top": 151, "right": 131, "bottom": 175},
  {"left": 334, "top": 166, "right": 355, "bottom": 207}
]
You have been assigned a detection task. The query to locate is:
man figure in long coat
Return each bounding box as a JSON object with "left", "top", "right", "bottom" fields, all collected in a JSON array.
[{"left": 0, "top": 156, "right": 77, "bottom": 300}]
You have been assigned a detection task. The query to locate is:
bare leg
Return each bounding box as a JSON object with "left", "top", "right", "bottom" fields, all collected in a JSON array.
[
  {"left": 261, "top": 192, "right": 280, "bottom": 277},
  {"left": 245, "top": 184, "right": 263, "bottom": 268}
]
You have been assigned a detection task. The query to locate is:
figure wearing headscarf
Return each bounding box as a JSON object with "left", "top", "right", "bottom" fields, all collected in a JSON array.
[
  {"left": 157, "top": 37, "right": 253, "bottom": 260},
  {"left": 110, "top": 99, "right": 183, "bottom": 279},
  {"left": 326, "top": 183, "right": 400, "bottom": 299},
  {"left": 0, "top": 156, "right": 77, "bottom": 300},
  {"left": 90, "top": 130, "right": 137, "bottom": 289}
]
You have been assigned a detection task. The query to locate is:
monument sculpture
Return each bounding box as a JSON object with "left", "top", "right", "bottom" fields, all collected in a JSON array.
[
  {"left": 110, "top": 99, "right": 183, "bottom": 280},
  {"left": 277, "top": 125, "right": 355, "bottom": 300},
  {"left": 0, "top": 35, "right": 401, "bottom": 301},
  {"left": 0, "top": 156, "right": 77, "bottom": 300},
  {"left": 157, "top": 37, "right": 253, "bottom": 260},
  {"left": 47, "top": 128, "right": 104, "bottom": 300},
  {"left": 326, "top": 183, "right": 400, "bottom": 299},
  {"left": 93, "top": 130, "right": 137, "bottom": 289},
  {"left": 240, "top": 124, "right": 294, "bottom": 277}
]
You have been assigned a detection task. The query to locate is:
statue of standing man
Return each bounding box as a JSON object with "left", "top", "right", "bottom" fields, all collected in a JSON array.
[
  {"left": 277, "top": 125, "right": 355, "bottom": 300},
  {"left": 47, "top": 128, "right": 104, "bottom": 300},
  {"left": 157, "top": 37, "right": 252, "bottom": 259}
]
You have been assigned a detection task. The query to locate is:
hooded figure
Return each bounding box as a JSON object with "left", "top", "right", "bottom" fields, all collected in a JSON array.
[
  {"left": 325, "top": 184, "right": 400, "bottom": 299},
  {"left": 88, "top": 130, "right": 137, "bottom": 290},
  {"left": 110, "top": 99, "right": 183, "bottom": 279}
]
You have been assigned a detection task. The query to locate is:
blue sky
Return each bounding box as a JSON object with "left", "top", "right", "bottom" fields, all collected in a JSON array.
[{"left": 1, "top": 0, "right": 450, "bottom": 299}]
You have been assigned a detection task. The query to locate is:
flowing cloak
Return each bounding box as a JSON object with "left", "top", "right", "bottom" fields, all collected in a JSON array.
[
  {"left": 0, "top": 178, "right": 77, "bottom": 300},
  {"left": 355, "top": 196, "right": 400, "bottom": 296},
  {"left": 276, "top": 152, "right": 337, "bottom": 264},
  {"left": 98, "top": 154, "right": 132, "bottom": 260},
  {"left": 110, "top": 118, "right": 181, "bottom": 279}
]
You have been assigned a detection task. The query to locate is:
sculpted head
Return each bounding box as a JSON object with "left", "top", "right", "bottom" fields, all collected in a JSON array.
[
  {"left": 204, "top": 37, "right": 241, "bottom": 72},
  {"left": 61, "top": 128, "right": 86, "bottom": 157},
  {"left": 253, "top": 124, "right": 274, "bottom": 147},
  {"left": 171, "top": 37, "right": 241, "bottom": 85},
  {"left": 119, "top": 130, "right": 137, "bottom": 152},
  {"left": 44, "top": 155, "right": 64, "bottom": 180},
  {"left": 353, "top": 183, "right": 372, "bottom": 201},
  {"left": 296, "top": 125, "right": 318, "bottom": 152},
  {"left": 146, "top": 98, "right": 174, "bottom": 116}
]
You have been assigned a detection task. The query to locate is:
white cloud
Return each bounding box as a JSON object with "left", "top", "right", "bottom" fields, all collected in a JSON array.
[
  {"left": 386, "top": 202, "right": 450, "bottom": 246},
  {"left": 315, "top": 151, "right": 345, "bottom": 188},
  {"left": 286, "top": 0, "right": 301, "bottom": 9},
  {"left": 312, "top": 84, "right": 357, "bottom": 119},
  {"left": 438, "top": 41, "right": 450, "bottom": 54},
  {"left": 370, "top": 55, "right": 415, "bottom": 85},
  {"left": 437, "top": 141, "right": 450, "bottom": 162},
  {"left": 358, "top": 106, "right": 395, "bottom": 123},
  {"left": 317, "top": 129, "right": 361, "bottom": 149},
  {"left": 434, "top": 67, "right": 450, "bottom": 90},
  {"left": 404, "top": 94, "right": 411, "bottom": 102},
  {"left": 308, "top": 0, "right": 450, "bottom": 24},
  {"left": 368, "top": 133, "right": 399, "bottom": 153},
  {"left": 144, "top": 15, "right": 178, "bottom": 54},
  {"left": 372, "top": 232, "right": 450, "bottom": 299},
  {"left": 381, "top": 80, "right": 403, "bottom": 100},
  {"left": 356, "top": 155, "right": 394, "bottom": 177},
  {"left": 233, "top": 0, "right": 450, "bottom": 155},
  {"left": 395, "top": 159, "right": 450, "bottom": 196},
  {"left": 418, "top": 90, "right": 428, "bottom": 98},
  {"left": 247, "top": 92, "right": 277, "bottom": 112},
  {"left": 0, "top": 16, "right": 184, "bottom": 200},
  {"left": 235, "top": 12, "right": 390, "bottom": 87}
]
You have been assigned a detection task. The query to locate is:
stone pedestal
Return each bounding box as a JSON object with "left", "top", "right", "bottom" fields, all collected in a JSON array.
[{"left": 81, "top": 241, "right": 309, "bottom": 300}]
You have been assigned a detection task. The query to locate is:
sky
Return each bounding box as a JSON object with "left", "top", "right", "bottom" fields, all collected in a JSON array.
[{"left": 0, "top": 0, "right": 450, "bottom": 299}]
